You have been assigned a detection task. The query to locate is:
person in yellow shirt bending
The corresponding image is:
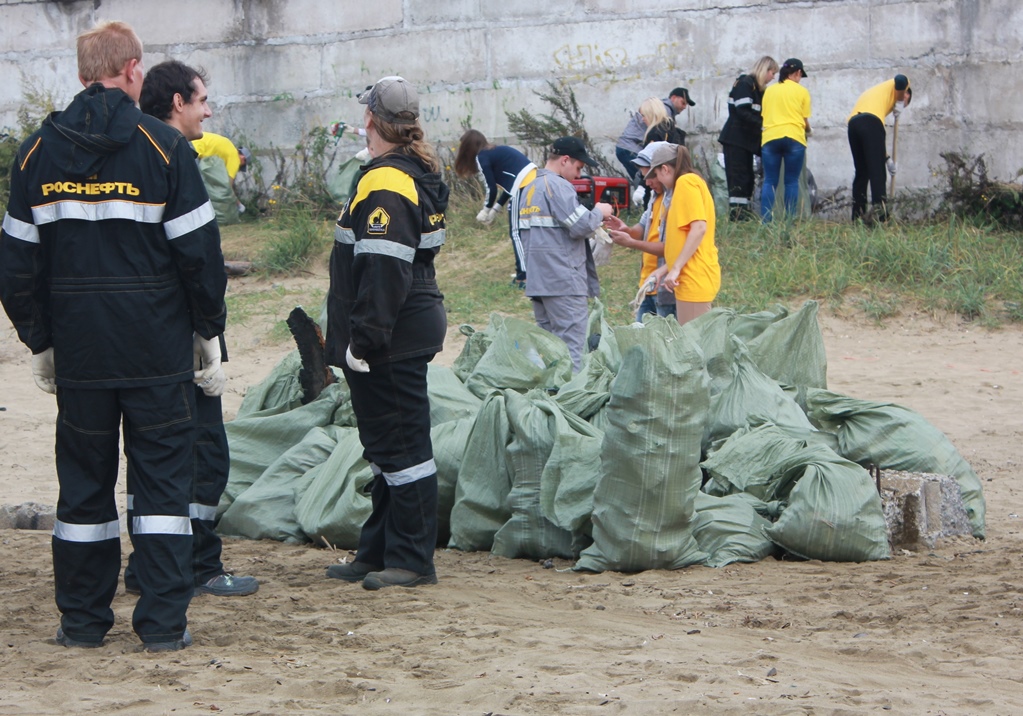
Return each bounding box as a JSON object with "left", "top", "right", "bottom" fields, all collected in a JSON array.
[
  {"left": 847, "top": 74, "right": 911, "bottom": 222},
  {"left": 191, "top": 131, "right": 251, "bottom": 213},
  {"left": 760, "top": 58, "right": 811, "bottom": 222},
  {"left": 644, "top": 143, "right": 720, "bottom": 325}
]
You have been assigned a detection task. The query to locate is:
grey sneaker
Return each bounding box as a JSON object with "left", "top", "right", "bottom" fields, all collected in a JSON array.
[
  {"left": 195, "top": 573, "right": 259, "bottom": 597},
  {"left": 325, "top": 561, "right": 381, "bottom": 583},
  {"left": 55, "top": 627, "right": 102, "bottom": 648},
  {"left": 142, "top": 629, "right": 192, "bottom": 653},
  {"left": 362, "top": 568, "right": 438, "bottom": 591}
]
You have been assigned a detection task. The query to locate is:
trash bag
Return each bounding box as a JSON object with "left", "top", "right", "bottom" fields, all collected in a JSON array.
[
  {"left": 744, "top": 300, "right": 827, "bottom": 390},
  {"left": 427, "top": 364, "right": 482, "bottom": 426},
  {"left": 218, "top": 425, "right": 346, "bottom": 542},
  {"left": 805, "top": 388, "right": 986, "bottom": 539},
  {"left": 452, "top": 324, "right": 494, "bottom": 383},
  {"left": 705, "top": 336, "right": 817, "bottom": 445},
  {"left": 763, "top": 452, "right": 890, "bottom": 562},
  {"left": 198, "top": 156, "right": 239, "bottom": 225},
  {"left": 447, "top": 391, "right": 514, "bottom": 551},
  {"left": 326, "top": 153, "right": 366, "bottom": 205},
  {"left": 575, "top": 320, "right": 710, "bottom": 572},
  {"left": 693, "top": 492, "right": 777, "bottom": 567},
  {"left": 491, "top": 391, "right": 577, "bottom": 560},
  {"left": 701, "top": 424, "right": 890, "bottom": 562},
  {"left": 463, "top": 315, "right": 574, "bottom": 399},
  {"left": 236, "top": 350, "right": 305, "bottom": 418},
  {"left": 221, "top": 380, "right": 348, "bottom": 514},
  {"left": 293, "top": 427, "right": 372, "bottom": 549}
]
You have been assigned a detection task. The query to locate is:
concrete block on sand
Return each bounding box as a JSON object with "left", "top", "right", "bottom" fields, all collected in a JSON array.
[
  {"left": 880, "top": 471, "right": 972, "bottom": 549},
  {"left": 0, "top": 502, "right": 55, "bottom": 531}
]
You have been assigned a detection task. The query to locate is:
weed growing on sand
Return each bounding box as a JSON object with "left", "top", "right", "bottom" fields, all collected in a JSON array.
[{"left": 254, "top": 206, "right": 332, "bottom": 276}]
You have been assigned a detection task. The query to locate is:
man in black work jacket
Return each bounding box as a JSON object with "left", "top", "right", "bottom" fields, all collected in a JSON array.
[
  {"left": 134, "top": 59, "right": 258, "bottom": 599},
  {"left": 0, "top": 21, "right": 226, "bottom": 652}
]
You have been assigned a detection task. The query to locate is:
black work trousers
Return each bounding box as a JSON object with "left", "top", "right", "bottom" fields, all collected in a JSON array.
[
  {"left": 848, "top": 113, "right": 888, "bottom": 220},
  {"left": 53, "top": 382, "right": 195, "bottom": 645},
  {"left": 722, "top": 143, "right": 757, "bottom": 219},
  {"left": 343, "top": 355, "right": 438, "bottom": 576},
  {"left": 126, "top": 387, "right": 227, "bottom": 588}
]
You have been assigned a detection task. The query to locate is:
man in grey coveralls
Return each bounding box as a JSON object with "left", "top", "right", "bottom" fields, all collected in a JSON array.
[{"left": 516, "top": 137, "right": 613, "bottom": 371}]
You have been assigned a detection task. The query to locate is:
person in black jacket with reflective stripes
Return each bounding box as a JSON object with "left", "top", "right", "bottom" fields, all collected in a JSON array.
[
  {"left": 131, "top": 59, "right": 258, "bottom": 599},
  {"left": 717, "top": 56, "right": 779, "bottom": 221},
  {"left": 324, "top": 76, "right": 448, "bottom": 591},
  {"left": 0, "top": 21, "right": 226, "bottom": 652}
]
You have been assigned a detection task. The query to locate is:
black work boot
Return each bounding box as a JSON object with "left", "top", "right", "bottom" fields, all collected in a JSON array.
[
  {"left": 363, "top": 568, "right": 438, "bottom": 590},
  {"left": 326, "top": 561, "right": 381, "bottom": 582},
  {"left": 373, "top": 474, "right": 439, "bottom": 588}
]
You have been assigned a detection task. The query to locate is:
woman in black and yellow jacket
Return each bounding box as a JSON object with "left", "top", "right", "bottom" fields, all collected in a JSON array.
[{"left": 325, "top": 76, "right": 449, "bottom": 590}]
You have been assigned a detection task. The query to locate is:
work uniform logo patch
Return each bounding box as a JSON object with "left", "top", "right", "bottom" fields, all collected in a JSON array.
[{"left": 367, "top": 207, "right": 390, "bottom": 235}]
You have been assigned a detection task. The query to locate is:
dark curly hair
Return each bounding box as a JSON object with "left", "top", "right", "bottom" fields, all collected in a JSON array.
[{"left": 140, "top": 60, "right": 208, "bottom": 120}]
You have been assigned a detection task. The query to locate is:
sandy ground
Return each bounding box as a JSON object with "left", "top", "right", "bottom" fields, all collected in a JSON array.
[{"left": 2, "top": 303, "right": 1023, "bottom": 715}]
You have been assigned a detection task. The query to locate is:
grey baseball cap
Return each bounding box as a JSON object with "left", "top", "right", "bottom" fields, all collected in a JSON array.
[
  {"left": 632, "top": 141, "right": 677, "bottom": 169},
  {"left": 643, "top": 142, "right": 679, "bottom": 179},
  {"left": 358, "top": 76, "right": 420, "bottom": 125}
]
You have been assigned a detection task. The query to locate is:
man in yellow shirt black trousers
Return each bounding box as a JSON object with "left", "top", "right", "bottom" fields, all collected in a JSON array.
[{"left": 847, "top": 74, "right": 911, "bottom": 223}]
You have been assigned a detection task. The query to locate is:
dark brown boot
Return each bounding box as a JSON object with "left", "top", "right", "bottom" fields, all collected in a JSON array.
[
  {"left": 325, "top": 561, "right": 381, "bottom": 582},
  {"left": 362, "top": 568, "right": 438, "bottom": 590}
]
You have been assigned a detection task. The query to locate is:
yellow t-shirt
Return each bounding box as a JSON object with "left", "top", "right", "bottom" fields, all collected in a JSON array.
[
  {"left": 664, "top": 173, "right": 720, "bottom": 303},
  {"left": 191, "top": 132, "right": 241, "bottom": 180},
  {"left": 847, "top": 79, "right": 899, "bottom": 123},
  {"left": 761, "top": 80, "right": 812, "bottom": 147},
  {"left": 639, "top": 193, "right": 664, "bottom": 292}
]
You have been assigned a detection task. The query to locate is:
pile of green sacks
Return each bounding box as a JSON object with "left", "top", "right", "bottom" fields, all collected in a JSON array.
[{"left": 218, "top": 300, "right": 985, "bottom": 571}]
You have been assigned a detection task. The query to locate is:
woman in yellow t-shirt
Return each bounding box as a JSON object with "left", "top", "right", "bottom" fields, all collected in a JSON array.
[
  {"left": 759, "top": 58, "right": 812, "bottom": 221},
  {"left": 645, "top": 144, "right": 720, "bottom": 325}
]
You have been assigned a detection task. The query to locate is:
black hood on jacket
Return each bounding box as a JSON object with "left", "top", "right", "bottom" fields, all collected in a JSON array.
[
  {"left": 40, "top": 83, "right": 142, "bottom": 179},
  {"left": 365, "top": 151, "right": 450, "bottom": 214}
]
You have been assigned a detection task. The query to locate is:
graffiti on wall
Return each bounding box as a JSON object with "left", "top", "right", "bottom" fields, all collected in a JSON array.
[{"left": 552, "top": 42, "right": 681, "bottom": 82}]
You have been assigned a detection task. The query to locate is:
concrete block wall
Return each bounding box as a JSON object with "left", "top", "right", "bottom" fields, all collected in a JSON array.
[{"left": 1, "top": 0, "right": 1020, "bottom": 202}]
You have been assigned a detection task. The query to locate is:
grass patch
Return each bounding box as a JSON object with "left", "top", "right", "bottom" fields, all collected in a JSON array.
[{"left": 220, "top": 195, "right": 1023, "bottom": 342}]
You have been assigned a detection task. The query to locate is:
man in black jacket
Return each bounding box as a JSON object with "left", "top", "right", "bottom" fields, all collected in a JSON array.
[
  {"left": 0, "top": 21, "right": 226, "bottom": 652},
  {"left": 136, "top": 59, "right": 258, "bottom": 599}
]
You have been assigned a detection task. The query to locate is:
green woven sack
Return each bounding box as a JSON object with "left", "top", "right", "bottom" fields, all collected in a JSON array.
[
  {"left": 492, "top": 391, "right": 576, "bottom": 560},
  {"left": 806, "top": 388, "right": 986, "bottom": 539},
  {"left": 219, "top": 425, "right": 346, "bottom": 543},
  {"left": 197, "top": 155, "right": 239, "bottom": 225},
  {"left": 706, "top": 337, "right": 817, "bottom": 445},
  {"left": 427, "top": 364, "right": 482, "bottom": 426},
  {"left": 221, "top": 380, "right": 347, "bottom": 514},
  {"left": 575, "top": 321, "right": 709, "bottom": 572},
  {"left": 447, "top": 391, "right": 514, "bottom": 551},
  {"left": 463, "top": 315, "right": 573, "bottom": 399},
  {"left": 763, "top": 451, "right": 891, "bottom": 562},
  {"left": 693, "top": 492, "right": 777, "bottom": 567}
]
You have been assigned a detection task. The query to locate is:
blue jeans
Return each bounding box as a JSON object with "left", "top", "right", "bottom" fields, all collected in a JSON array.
[
  {"left": 616, "top": 146, "right": 640, "bottom": 185},
  {"left": 636, "top": 294, "right": 677, "bottom": 322},
  {"left": 760, "top": 137, "right": 805, "bottom": 222}
]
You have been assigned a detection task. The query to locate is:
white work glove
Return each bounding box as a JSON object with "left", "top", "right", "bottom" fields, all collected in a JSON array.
[
  {"left": 198, "top": 367, "right": 227, "bottom": 397},
  {"left": 345, "top": 344, "right": 370, "bottom": 373},
  {"left": 355, "top": 147, "right": 371, "bottom": 161},
  {"left": 476, "top": 206, "right": 498, "bottom": 225},
  {"left": 886, "top": 158, "right": 897, "bottom": 176},
  {"left": 193, "top": 332, "right": 222, "bottom": 381},
  {"left": 631, "top": 184, "right": 646, "bottom": 208},
  {"left": 31, "top": 347, "right": 56, "bottom": 394},
  {"left": 237, "top": 201, "right": 246, "bottom": 214},
  {"left": 893, "top": 101, "right": 904, "bottom": 119}
]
